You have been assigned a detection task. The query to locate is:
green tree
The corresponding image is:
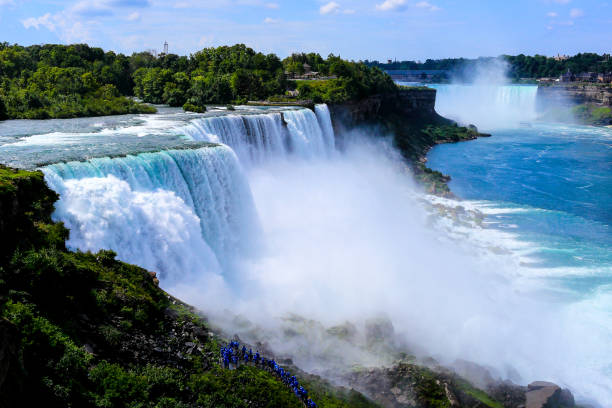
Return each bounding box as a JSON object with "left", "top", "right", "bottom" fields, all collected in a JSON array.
[{"left": 0, "top": 95, "right": 7, "bottom": 120}]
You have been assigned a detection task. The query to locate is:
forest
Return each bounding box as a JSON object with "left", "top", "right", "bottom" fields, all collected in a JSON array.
[
  {"left": 0, "top": 43, "right": 396, "bottom": 120},
  {"left": 366, "top": 53, "right": 612, "bottom": 81}
]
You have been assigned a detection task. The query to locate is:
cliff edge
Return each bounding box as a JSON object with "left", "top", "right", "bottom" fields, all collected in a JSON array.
[{"left": 329, "top": 88, "right": 489, "bottom": 196}]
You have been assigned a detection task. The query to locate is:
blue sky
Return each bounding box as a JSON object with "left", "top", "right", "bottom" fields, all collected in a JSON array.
[{"left": 0, "top": 0, "right": 610, "bottom": 60}]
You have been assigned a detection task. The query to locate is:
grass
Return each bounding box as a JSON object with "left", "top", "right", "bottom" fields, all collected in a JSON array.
[{"left": 455, "top": 379, "right": 504, "bottom": 408}]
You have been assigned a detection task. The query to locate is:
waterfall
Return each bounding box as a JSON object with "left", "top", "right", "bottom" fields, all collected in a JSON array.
[
  {"left": 42, "top": 146, "right": 260, "bottom": 283},
  {"left": 181, "top": 105, "right": 335, "bottom": 164},
  {"left": 431, "top": 84, "right": 539, "bottom": 129},
  {"left": 182, "top": 113, "right": 288, "bottom": 164},
  {"left": 41, "top": 104, "right": 336, "bottom": 283},
  {"left": 314, "top": 104, "right": 336, "bottom": 151}
]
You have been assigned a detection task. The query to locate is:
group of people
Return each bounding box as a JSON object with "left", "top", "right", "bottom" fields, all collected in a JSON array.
[{"left": 219, "top": 341, "right": 318, "bottom": 408}]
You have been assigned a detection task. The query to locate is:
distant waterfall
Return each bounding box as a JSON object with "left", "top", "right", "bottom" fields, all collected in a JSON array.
[
  {"left": 181, "top": 105, "right": 335, "bottom": 164},
  {"left": 42, "top": 146, "right": 260, "bottom": 283},
  {"left": 431, "top": 84, "right": 539, "bottom": 129}
]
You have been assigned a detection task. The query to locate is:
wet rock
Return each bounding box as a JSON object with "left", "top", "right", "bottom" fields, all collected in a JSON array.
[
  {"left": 525, "top": 381, "right": 575, "bottom": 408},
  {"left": 487, "top": 381, "right": 527, "bottom": 408},
  {"left": 148, "top": 271, "right": 159, "bottom": 286}
]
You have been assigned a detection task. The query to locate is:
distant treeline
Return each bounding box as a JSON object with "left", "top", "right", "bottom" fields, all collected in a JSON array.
[
  {"left": 366, "top": 53, "right": 612, "bottom": 81},
  {"left": 0, "top": 43, "right": 395, "bottom": 120}
]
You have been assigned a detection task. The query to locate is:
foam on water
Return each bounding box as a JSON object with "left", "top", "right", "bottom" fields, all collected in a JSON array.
[
  {"left": 42, "top": 146, "right": 260, "bottom": 277},
  {"left": 181, "top": 105, "right": 334, "bottom": 164}
]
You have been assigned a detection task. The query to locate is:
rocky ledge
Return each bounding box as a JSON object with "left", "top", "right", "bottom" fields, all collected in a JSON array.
[
  {"left": 329, "top": 89, "right": 490, "bottom": 196},
  {"left": 537, "top": 83, "right": 612, "bottom": 107}
]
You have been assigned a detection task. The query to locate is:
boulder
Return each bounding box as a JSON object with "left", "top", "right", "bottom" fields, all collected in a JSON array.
[{"left": 526, "top": 381, "right": 575, "bottom": 408}]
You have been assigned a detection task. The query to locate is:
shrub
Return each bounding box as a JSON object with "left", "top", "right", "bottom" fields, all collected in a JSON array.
[{"left": 183, "top": 102, "right": 206, "bottom": 113}]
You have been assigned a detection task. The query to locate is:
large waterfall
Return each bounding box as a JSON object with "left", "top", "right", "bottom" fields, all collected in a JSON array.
[
  {"left": 29, "top": 102, "right": 610, "bottom": 406},
  {"left": 42, "top": 146, "right": 260, "bottom": 283},
  {"left": 181, "top": 105, "right": 335, "bottom": 164},
  {"left": 42, "top": 105, "right": 336, "bottom": 283},
  {"left": 432, "top": 84, "right": 539, "bottom": 129}
]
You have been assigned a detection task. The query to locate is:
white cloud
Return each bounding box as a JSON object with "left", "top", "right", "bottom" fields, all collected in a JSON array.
[
  {"left": 547, "top": 11, "right": 558, "bottom": 17},
  {"left": 320, "top": 1, "right": 340, "bottom": 15},
  {"left": 22, "top": 10, "right": 93, "bottom": 43},
  {"left": 375, "top": 0, "right": 406, "bottom": 11},
  {"left": 0, "top": 0, "right": 15, "bottom": 6},
  {"left": 265, "top": 2, "right": 279, "bottom": 8},
  {"left": 415, "top": 1, "right": 440, "bottom": 11},
  {"left": 21, "top": 0, "right": 153, "bottom": 43},
  {"left": 263, "top": 16, "right": 279, "bottom": 23},
  {"left": 552, "top": 0, "right": 571, "bottom": 3},
  {"left": 22, "top": 13, "right": 55, "bottom": 31},
  {"left": 569, "top": 8, "right": 584, "bottom": 17}
]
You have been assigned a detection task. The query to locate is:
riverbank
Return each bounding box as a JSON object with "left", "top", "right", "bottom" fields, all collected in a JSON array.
[{"left": 537, "top": 83, "right": 612, "bottom": 126}]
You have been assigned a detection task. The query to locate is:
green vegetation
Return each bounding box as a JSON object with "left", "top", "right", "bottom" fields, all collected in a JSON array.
[
  {"left": 456, "top": 381, "right": 504, "bottom": 408},
  {"left": 540, "top": 103, "right": 612, "bottom": 126},
  {"left": 132, "top": 48, "right": 395, "bottom": 108},
  {"left": 572, "top": 104, "right": 612, "bottom": 125},
  {"left": 286, "top": 53, "right": 396, "bottom": 103},
  {"left": 182, "top": 102, "right": 206, "bottom": 113},
  {"left": 0, "top": 43, "right": 156, "bottom": 119},
  {"left": 0, "top": 43, "right": 398, "bottom": 120},
  {"left": 0, "top": 165, "right": 378, "bottom": 407},
  {"left": 366, "top": 53, "right": 612, "bottom": 81}
]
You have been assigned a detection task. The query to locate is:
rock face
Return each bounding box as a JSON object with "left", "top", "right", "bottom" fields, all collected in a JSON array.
[
  {"left": 345, "top": 362, "right": 528, "bottom": 408},
  {"left": 329, "top": 88, "right": 438, "bottom": 126},
  {"left": 525, "top": 381, "right": 575, "bottom": 408},
  {"left": 537, "top": 84, "right": 612, "bottom": 108}
]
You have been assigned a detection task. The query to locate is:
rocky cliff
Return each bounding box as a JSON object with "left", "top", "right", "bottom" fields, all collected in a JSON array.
[
  {"left": 329, "top": 88, "right": 487, "bottom": 196},
  {"left": 537, "top": 83, "right": 612, "bottom": 107},
  {"left": 329, "top": 87, "right": 438, "bottom": 126}
]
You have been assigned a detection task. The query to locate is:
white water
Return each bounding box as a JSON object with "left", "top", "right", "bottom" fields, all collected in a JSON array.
[
  {"left": 43, "top": 146, "right": 259, "bottom": 280},
  {"left": 40, "top": 104, "right": 610, "bottom": 406},
  {"left": 432, "top": 84, "right": 539, "bottom": 130},
  {"left": 181, "top": 105, "right": 334, "bottom": 165}
]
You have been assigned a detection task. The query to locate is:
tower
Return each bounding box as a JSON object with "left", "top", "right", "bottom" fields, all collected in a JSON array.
[{"left": 163, "top": 41, "right": 168, "bottom": 55}]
